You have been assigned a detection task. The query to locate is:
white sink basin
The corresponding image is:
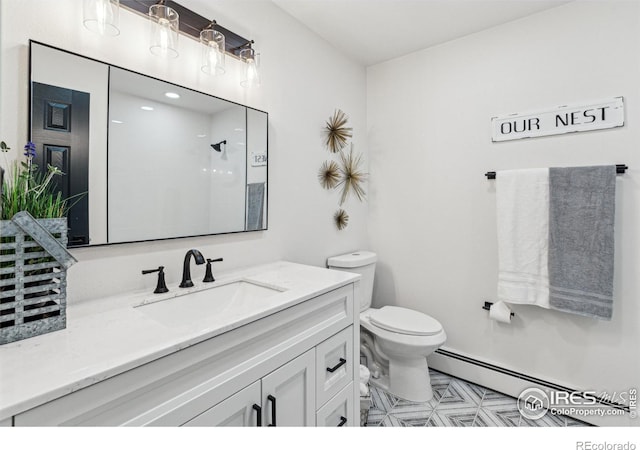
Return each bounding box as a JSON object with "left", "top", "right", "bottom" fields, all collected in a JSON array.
[{"left": 134, "top": 280, "right": 285, "bottom": 327}]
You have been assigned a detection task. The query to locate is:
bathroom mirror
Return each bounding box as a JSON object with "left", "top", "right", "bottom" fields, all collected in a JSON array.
[{"left": 29, "top": 41, "right": 268, "bottom": 247}]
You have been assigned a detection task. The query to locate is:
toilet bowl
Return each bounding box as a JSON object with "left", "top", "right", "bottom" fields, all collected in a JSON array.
[
  {"left": 361, "top": 306, "right": 446, "bottom": 402},
  {"left": 327, "top": 251, "right": 447, "bottom": 402}
]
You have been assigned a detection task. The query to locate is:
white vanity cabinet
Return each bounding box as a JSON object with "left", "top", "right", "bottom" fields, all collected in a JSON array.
[
  {"left": 184, "top": 328, "right": 357, "bottom": 428},
  {"left": 184, "top": 350, "right": 316, "bottom": 427},
  {"left": 11, "top": 281, "right": 359, "bottom": 427},
  {"left": 184, "top": 328, "right": 357, "bottom": 427}
]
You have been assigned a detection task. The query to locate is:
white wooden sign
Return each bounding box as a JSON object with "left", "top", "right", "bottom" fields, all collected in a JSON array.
[
  {"left": 251, "top": 152, "right": 267, "bottom": 166},
  {"left": 491, "top": 97, "right": 624, "bottom": 142}
]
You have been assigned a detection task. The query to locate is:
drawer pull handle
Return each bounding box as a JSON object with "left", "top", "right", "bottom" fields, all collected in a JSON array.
[
  {"left": 337, "top": 416, "right": 347, "bottom": 427},
  {"left": 267, "top": 394, "right": 277, "bottom": 426},
  {"left": 252, "top": 404, "right": 262, "bottom": 427},
  {"left": 326, "top": 358, "right": 347, "bottom": 373}
]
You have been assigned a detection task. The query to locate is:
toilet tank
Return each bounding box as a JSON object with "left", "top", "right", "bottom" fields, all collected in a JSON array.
[{"left": 327, "top": 251, "right": 377, "bottom": 312}]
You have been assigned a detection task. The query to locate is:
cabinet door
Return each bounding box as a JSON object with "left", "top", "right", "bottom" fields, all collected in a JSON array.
[
  {"left": 261, "top": 349, "right": 315, "bottom": 426},
  {"left": 183, "top": 381, "right": 261, "bottom": 427},
  {"left": 316, "top": 382, "right": 354, "bottom": 427}
]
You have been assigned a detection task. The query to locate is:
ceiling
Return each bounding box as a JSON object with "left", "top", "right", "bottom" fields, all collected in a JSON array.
[{"left": 272, "top": 0, "right": 573, "bottom": 66}]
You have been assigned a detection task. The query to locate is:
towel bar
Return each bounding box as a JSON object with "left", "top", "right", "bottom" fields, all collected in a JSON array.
[{"left": 484, "top": 164, "right": 628, "bottom": 179}]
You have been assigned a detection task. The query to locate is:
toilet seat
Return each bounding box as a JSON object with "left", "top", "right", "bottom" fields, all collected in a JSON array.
[{"left": 369, "top": 306, "right": 443, "bottom": 336}]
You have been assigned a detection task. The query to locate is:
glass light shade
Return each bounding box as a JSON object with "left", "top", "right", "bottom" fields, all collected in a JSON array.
[
  {"left": 83, "top": 0, "right": 120, "bottom": 36},
  {"left": 240, "top": 48, "right": 261, "bottom": 88},
  {"left": 200, "top": 29, "right": 226, "bottom": 75},
  {"left": 149, "top": 4, "right": 179, "bottom": 58}
]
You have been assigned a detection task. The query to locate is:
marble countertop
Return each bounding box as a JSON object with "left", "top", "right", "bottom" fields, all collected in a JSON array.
[{"left": 0, "top": 261, "right": 359, "bottom": 421}]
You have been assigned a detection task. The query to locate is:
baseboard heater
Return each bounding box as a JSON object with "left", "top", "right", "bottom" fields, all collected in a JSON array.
[{"left": 434, "top": 349, "right": 629, "bottom": 412}]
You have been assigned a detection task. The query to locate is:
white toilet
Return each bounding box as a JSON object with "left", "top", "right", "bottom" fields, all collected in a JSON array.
[{"left": 327, "top": 251, "right": 446, "bottom": 402}]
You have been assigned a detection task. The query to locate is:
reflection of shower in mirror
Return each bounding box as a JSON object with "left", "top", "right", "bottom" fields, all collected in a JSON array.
[
  {"left": 211, "top": 140, "right": 228, "bottom": 160},
  {"left": 210, "top": 140, "right": 226, "bottom": 152}
]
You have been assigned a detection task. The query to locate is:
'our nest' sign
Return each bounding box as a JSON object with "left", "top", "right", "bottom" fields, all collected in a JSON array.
[{"left": 491, "top": 97, "right": 624, "bottom": 142}]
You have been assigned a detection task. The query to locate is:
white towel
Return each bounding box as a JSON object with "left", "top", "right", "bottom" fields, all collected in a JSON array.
[
  {"left": 359, "top": 364, "right": 370, "bottom": 384},
  {"left": 496, "top": 168, "right": 550, "bottom": 308}
]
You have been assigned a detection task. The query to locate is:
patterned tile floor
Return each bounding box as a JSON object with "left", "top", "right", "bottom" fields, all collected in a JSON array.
[{"left": 364, "top": 369, "right": 591, "bottom": 427}]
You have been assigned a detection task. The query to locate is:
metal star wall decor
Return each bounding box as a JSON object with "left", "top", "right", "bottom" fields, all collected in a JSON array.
[
  {"left": 334, "top": 208, "right": 349, "bottom": 230},
  {"left": 318, "top": 160, "right": 341, "bottom": 190},
  {"left": 336, "top": 145, "right": 367, "bottom": 205},
  {"left": 324, "top": 109, "right": 352, "bottom": 153}
]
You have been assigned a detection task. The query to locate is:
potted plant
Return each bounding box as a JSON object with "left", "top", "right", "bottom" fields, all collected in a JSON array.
[
  {"left": 1, "top": 140, "right": 78, "bottom": 344},
  {"left": 1, "top": 141, "right": 70, "bottom": 219}
]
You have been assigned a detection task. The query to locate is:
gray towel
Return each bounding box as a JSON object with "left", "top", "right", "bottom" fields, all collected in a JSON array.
[
  {"left": 548, "top": 165, "right": 616, "bottom": 320},
  {"left": 0, "top": 166, "right": 4, "bottom": 218},
  {"left": 246, "top": 182, "right": 265, "bottom": 231}
]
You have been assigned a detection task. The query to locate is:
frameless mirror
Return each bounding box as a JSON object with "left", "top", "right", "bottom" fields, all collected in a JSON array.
[{"left": 29, "top": 41, "right": 268, "bottom": 247}]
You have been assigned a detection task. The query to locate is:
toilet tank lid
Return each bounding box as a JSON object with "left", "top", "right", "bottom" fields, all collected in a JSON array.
[{"left": 327, "top": 251, "right": 377, "bottom": 268}]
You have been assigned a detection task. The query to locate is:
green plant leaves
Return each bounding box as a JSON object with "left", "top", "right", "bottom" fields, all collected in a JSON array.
[{"left": 1, "top": 161, "right": 69, "bottom": 220}]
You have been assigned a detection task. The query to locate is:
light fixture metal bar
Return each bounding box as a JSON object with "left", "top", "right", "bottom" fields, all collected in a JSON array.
[{"left": 120, "top": 0, "right": 252, "bottom": 57}]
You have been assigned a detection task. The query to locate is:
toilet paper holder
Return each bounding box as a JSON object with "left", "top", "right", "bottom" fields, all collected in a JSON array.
[{"left": 482, "top": 301, "right": 515, "bottom": 317}]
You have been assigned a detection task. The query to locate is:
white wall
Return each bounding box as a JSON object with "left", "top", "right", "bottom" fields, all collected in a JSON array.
[
  {"left": 367, "top": 0, "right": 639, "bottom": 423},
  {"left": 0, "top": 0, "right": 368, "bottom": 302}
]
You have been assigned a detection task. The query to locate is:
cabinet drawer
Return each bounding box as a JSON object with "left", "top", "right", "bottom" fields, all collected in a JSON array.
[
  {"left": 316, "top": 326, "right": 353, "bottom": 407},
  {"left": 316, "top": 382, "right": 354, "bottom": 427}
]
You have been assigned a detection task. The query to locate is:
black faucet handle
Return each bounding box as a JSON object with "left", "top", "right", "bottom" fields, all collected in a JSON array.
[
  {"left": 141, "top": 266, "right": 162, "bottom": 275},
  {"left": 142, "top": 266, "right": 169, "bottom": 294},
  {"left": 203, "top": 258, "right": 223, "bottom": 283}
]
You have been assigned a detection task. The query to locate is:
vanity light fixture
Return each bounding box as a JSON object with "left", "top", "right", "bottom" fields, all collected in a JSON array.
[
  {"left": 119, "top": 1, "right": 261, "bottom": 86},
  {"left": 239, "top": 41, "right": 260, "bottom": 88},
  {"left": 149, "top": 1, "right": 179, "bottom": 58},
  {"left": 83, "top": 0, "right": 120, "bottom": 36},
  {"left": 164, "top": 92, "right": 180, "bottom": 99},
  {"left": 200, "top": 21, "right": 226, "bottom": 76}
]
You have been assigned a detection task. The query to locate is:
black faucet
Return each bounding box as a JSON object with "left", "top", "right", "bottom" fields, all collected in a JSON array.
[{"left": 179, "top": 249, "right": 205, "bottom": 288}]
